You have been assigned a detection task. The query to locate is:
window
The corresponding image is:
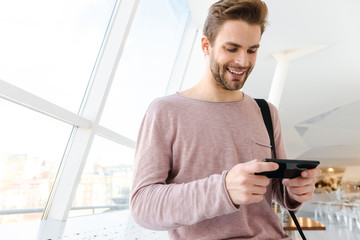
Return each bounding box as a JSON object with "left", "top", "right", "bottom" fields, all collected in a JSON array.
[
  {"left": 71, "top": 0, "right": 190, "bottom": 216},
  {"left": 0, "top": 98, "right": 71, "bottom": 223},
  {"left": 100, "top": 0, "right": 190, "bottom": 140},
  {"left": 0, "top": 0, "right": 116, "bottom": 113},
  {"left": 1, "top": 0, "right": 191, "bottom": 230},
  {"left": 70, "top": 135, "right": 134, "bottom": 217},
  {"left": 0, "top": 0, "right": 116, "bottom": 224}
]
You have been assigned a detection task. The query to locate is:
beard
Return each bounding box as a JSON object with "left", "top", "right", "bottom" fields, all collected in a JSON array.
[{"left": 209, "top": 52, "right": 252, "bottom": 91}]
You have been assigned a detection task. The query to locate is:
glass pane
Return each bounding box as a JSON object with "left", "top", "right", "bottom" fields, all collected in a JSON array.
[
  {"left": 70, "top": 135, "right": 134, "bottom": 217},
  {"left": 100, "top": 0, "right": 190, "bottom": 140},
  {"left": 0, "top": 99, "right": 72, "bottom": 223},
  {"left": 0, "top": 0, "right": 116, "bottom": 113}
]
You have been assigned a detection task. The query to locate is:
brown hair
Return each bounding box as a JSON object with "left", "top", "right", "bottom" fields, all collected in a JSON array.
[{"left": 203, "top": 0, "right": 269, "bottom": 46}]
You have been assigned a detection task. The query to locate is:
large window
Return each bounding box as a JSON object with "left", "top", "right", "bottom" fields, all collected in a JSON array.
[
  {"left": 0, "top": 98, "right": 72, "bottom": 224},
  {"left": 69, "top": 136, "right": 134, "bottom": 217},
  {"left": 0, "top": 0, "right": 116, "bottom": 113},
  {"left": 0, "top": 0, "right": 191, "bottom": 226},
  {"left": 72, "top": 0, "right": 190, "bottom": 216},
  {"left": 100, "top": 0, "right": 190, "bottom": 140},
  {"left": 0, "top": 0, "right": 116, "bottom": 224}
]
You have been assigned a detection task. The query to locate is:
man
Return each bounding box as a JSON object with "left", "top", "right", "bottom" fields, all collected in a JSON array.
[{"left": 130, "top": 0, "right": 320, "bottom": 239}]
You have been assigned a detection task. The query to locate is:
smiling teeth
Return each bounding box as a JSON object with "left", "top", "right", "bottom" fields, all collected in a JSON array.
[{"left": 229, "top": 69, "right": 243, "bottom": 75}]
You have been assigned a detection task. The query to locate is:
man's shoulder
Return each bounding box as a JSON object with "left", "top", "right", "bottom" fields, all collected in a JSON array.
[
  {"left": 145, "top": 94, "right": 184, "bottom": 117},
  {"left": 152, "top": 93, "right": 180, "bottom": 104},
  {"left": 250, "top": 96, "right": 279, "bottom": 114},
  {"left": 148, "top": 94, "right": 181, "bottom": 109}
]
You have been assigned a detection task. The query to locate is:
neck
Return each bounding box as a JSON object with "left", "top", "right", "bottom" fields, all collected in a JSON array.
[{"left": 180, "top": 74, "right": 244, "bottom": 102}]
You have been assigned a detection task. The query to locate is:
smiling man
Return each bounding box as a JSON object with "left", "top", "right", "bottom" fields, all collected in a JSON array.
[
  {"left": 182, "top": 18, "right": 261, "bottom": 102},
  {"left": 130, "top": 1, "right": 320, "bottom": 239}
]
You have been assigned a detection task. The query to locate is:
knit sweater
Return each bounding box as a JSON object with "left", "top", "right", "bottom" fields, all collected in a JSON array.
[{"left": 131, "top": 93, "right": 300, "bottom": 240}]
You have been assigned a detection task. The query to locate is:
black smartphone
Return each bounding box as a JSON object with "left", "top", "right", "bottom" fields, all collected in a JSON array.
[{"left": 255, "top": 158, "right": 320, "bottom": 179}]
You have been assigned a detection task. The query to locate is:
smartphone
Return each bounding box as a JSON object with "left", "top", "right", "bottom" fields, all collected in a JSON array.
[{"left": 255, "top": 158, "right": 320, "bottom": 179}]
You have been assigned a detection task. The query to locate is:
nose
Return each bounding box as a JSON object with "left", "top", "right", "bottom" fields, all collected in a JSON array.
[{"left": 234, "top": 50, "right": 249, "bottom": 67}]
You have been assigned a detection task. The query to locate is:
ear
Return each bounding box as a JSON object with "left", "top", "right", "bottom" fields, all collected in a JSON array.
[{"left": 201, "top": 36, "right": 211, "bottom": 55}]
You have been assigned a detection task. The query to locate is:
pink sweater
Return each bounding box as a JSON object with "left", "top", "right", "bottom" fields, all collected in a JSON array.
[{"left": 131, "top": 93, "right": 300, "bottom": 240}]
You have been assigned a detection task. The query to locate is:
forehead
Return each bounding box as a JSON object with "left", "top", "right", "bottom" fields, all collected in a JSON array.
[{"left": 214, "top": 20, "right": 262, "bottom": 47}]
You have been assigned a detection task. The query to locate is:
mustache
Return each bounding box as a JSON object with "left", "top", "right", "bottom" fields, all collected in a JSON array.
[{"left": 225, "top": 65, "right": 249, "bottom": 71}]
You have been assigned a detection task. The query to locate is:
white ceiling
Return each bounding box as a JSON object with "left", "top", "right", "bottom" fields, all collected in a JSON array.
[{"left": 186, "top": 0, "right": 360, "bottom": 167}]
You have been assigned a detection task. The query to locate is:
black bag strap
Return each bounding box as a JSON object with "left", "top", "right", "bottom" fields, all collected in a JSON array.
[
  {"left": 255, "top": 98, "right": 307, "bottom": 240},
  {"left": 254, "top": 99, "right": 277, "bottom": 159}
]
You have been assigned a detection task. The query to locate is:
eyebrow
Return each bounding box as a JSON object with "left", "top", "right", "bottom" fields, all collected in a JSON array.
[{"left": 224, "top": 42, "right": 260, "bottom": 49}]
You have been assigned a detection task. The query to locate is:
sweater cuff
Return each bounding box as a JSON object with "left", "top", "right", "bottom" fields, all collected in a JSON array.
[
  {"left": 283, "top": 185, "right": 303, "bottom": 212},
  {"left": 221, "top": 170, "right": 240, "bottom": 210}
]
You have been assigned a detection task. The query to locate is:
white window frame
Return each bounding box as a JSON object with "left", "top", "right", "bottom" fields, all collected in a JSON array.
[
  {"left": 41, "top": 0, "right": 139, "bottom": 223},
  {"left": 0, "top": 0, "right": 196, "bottom": 238}
]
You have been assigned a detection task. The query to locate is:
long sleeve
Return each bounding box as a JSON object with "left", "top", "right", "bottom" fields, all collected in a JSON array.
[{"left": 130, "top": 105, "right": 237, "bottom": 231}]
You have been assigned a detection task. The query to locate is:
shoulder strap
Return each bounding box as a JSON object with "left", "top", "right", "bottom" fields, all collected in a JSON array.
[
  {"left": 254, "top": 99, "right": 276, "bottom": 159},
  {"left": 254, "top": 98, "right": 307, "bottom": 240}
]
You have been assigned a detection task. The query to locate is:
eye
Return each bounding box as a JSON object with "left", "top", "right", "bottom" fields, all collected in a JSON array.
[
  {"left": 247, "top": 49, "right": 257, "bottom": 54},
  {"left": 227, "top": 48, "right": 237, "bottom": 53}
]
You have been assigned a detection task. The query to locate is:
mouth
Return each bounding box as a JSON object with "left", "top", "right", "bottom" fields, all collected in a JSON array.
[{"left": 227, "top": 67, "right": 245, "bottom": 78}]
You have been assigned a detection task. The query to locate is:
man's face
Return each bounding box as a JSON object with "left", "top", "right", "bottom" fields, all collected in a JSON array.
[{"left": 208, "top": 20, "right": 262, "bottom": 91}]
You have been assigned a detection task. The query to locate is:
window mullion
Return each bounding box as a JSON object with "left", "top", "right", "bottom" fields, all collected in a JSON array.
[
  {"left": 41, "top": 0, "right": 139, "bottom": 230},
  {"left": 0, "top": 78, "right": 92, "bottom": 128},
  {"left": 165, "top": 15, "right": 198, "bottom": 95},
  {"left": 96, "top": 125, "right": 136, "bottom": 149}
]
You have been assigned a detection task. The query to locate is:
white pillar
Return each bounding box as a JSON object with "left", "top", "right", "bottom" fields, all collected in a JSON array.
[
  {"left": 267, "top": 45, "right": 328, "bottom": 108},
  {"left": 268, "top": 56, "right": 289, "bottom": 108}
]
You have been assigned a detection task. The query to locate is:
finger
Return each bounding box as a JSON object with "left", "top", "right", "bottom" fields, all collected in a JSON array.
[
  {"left": 236, "top": 182, "right": 268, "bottom": 195},
  {"left": 301, "top": 168, "right": 322, "bottom": 178},
  {"left": 289, "top": 192, "right": 314, "bottom": 203},
  {"left": 251, "top": 185, "right": 269, "bottom": 195},
  {"left": 248, "top": 174, "right": 271, "bottom": 187},
  {"left": 234, "top": 173, "right": 270, "bottom": 187},
  {"left": 282, "top": 176, "right": 317, "bottom": 187},
  {"left": 242, "top": 193, "right": 264, "bottom": 204},
  {"left": 241, "top": 160, "right": 279, "bottom": 174},
  {"left": 286, "top": 184, "right": 315, "bottom": 195}
]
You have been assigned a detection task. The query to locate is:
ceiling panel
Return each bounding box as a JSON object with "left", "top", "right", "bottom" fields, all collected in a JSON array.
[{"left": 187, "top": 0, "right": 360, "bottom": 166}]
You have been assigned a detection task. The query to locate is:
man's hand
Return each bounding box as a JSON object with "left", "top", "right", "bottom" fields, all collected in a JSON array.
[
  {"left": 225, "top": 159, "right": 279, "bottom": 206},
  {"left": 282, "top": 168, "right": 321, "bottom": 204}
]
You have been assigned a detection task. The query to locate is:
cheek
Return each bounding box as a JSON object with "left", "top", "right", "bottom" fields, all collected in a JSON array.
[{"left": 216, "top": 50, "right": 234, "bottom": 65}]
